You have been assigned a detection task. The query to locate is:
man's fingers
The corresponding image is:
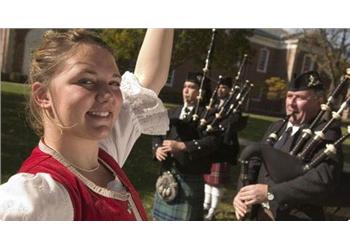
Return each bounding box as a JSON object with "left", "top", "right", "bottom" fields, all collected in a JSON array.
[
  {"left": 162, "top": 140, "right": 172, "bottom": 146},
  {"left": 158, "top": 149, "right": 168, "bottom": 156},
  {"left": 156, "top": 153, "right": 166, "bottom": 161},
  {"left": 234, "top": 200, "right": 247, "bottom": 213},
  {"left": 162, "top": 145, "right": 172, "bottom": 152},
  {"left": 240, "top": 185, "right": 255, "bottom": 192},
  {"left": 240, "top": 194, "right": 256, "bottom": 204},
  {"left": 235, "top": 211, "right": 241, "bottom": 220},
  {"left": 239, "top": 190, "right": 254, "bottom": 200},
  {"left": 234, "top": 206, "right": 246, "bottom": 219},
  {"left": 245, "top": 199, "right": 256, "bottom": 206},
  {"left": 155, "top": 155, "right": 163, "bottom": 161},
  {"left": 233, "top": 197, "right": 247, "bottom": 214}
]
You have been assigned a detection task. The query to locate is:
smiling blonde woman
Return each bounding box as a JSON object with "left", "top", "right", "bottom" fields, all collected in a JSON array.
[{"left": 0, "top": 29, "right": 173, "bottom": 220}]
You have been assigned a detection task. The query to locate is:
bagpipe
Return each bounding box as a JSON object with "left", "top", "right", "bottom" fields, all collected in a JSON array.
[
  {"left": 174, "top": 29, "right": 254, "bottom": 139},
  {"left": 238, "top": 69, "right": 350, "bottom": 207}
]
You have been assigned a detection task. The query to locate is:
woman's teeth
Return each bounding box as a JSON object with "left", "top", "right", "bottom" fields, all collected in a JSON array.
[{"left": 89, "top": 111, "right": 110, "bottom": 117}]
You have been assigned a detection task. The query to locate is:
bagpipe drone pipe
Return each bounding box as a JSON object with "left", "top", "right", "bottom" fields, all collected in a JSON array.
[{"left": 170, "top": 29, "right": 253, "bottom": 149}]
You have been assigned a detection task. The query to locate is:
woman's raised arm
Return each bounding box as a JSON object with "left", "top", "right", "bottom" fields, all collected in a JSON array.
[{"left": 134, "top": 29, "right": 174, "bottom": 95}]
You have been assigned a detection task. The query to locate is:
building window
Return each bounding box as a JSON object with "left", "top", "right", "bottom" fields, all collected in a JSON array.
[
  {"left": 250, "top": 85, "right": 264, "bottom": 102},
  {"left": 257, "top": 48, "right": 270, "bottom": 73},
  {"left": 165, "top": 69, "right": 175, "bottom": 87},
  {"left": 301, "top": 55, "right": 314, "bottom": 73}
]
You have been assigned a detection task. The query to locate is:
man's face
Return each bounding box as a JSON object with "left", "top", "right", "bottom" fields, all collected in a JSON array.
[
  {"left": 285, "top": 90, "right": 322, "bottom": 125},
  {"left": 217, "top": 84, "right": 230, "bottom": 99},
  {"left": 182, "top": 81, "right": 199, "bottom": 105}
]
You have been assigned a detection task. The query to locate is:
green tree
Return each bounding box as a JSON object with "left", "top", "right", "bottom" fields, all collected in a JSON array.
[
  {"left": 301, "top": 29, "right": 350, "bottom": 119},
  {"left": 172, "top": 29, "right": 253, "bottom": 74},
  {"left": 302, "top": 29, "right": 350, "bottom": 91},
  {"left": 97, "top": 29, "right": 146, "bottom": 73},
  {"left": 97, "top": 29, "right": 253, "bottom": 75}
]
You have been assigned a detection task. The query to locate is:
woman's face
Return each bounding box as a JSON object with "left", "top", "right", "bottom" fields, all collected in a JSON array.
[{"left": 46, "top": 44, "right": 122, "bottom": 141}]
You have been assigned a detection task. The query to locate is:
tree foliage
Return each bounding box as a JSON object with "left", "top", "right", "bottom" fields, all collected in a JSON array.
[
  {"left": 97, "top": 29, "right": 146, "bottom": 73},
  {"left": 172, "top": 29, "right": 253, "bottom": 74},
  {"left": 97, "top": 29, "right": 253, "bottom": 75},
  {"left": 302, "top": 29, "right": 350, "bottom": 91}
]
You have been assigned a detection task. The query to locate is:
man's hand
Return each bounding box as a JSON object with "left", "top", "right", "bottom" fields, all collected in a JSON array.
[
  {"left": 238, "top": 184, "right": 268, "bottom": 206},
  {"left": 155, "top": 146, "right": 169, "bottom": 161},
  {"left": 233, "top": 192, "right": 250, "bottom": 220},
  {"left": 162, "top": 140, "right": 186, "bottom": 153}
]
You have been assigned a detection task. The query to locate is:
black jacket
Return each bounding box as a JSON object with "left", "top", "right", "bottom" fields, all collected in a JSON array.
[
  {"left": 152, "top": 105, "right": 222, "bottom": 175},
  {"left": 238, "top": 118, "right": 343, "bottom": 220},
  {"left": 208, "top": 99, "right": 244, "bottom": 165}
]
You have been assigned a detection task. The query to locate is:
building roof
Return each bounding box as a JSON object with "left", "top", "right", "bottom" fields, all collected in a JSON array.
[{"left": 254, "top": 29, "right": 303, "bottom": 40}]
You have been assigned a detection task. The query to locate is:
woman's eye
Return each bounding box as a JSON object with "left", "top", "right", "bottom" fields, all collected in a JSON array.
[
  {"left": 78, "top": 79, "right": 94, "bottom": 85},
  {"left": 109, "top": 81, "right": 121, "bottom": 88},
  {"left": 77, "top": 79, "right": 96, "bottom": 89}
]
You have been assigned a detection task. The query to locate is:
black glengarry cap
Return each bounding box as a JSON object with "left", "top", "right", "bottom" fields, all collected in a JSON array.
[{"left": 289, "top": 71, "right": 324, "bottom": 91}]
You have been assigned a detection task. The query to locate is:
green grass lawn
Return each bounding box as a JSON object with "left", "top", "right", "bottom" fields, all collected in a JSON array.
[
  {"left": 1, "top": 82, "right": 38, "bottom": 182},
  {"left": 2, "top": 81, "right": 350, "bottom": 220}
]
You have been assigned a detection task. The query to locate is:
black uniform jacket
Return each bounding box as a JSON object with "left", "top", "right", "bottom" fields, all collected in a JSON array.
[
  {"left": 152, "top": 105, "right": 222, "bottom": 175},
  {"left": 208, "top": 99, "right": 244, "bottom": 165},
  {"left": 238, "top": 118, "right": 343, "bottom": 220}
]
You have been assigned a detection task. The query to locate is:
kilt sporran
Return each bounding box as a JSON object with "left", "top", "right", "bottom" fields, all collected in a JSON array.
[{"left": 156, "top": 171, "right": 179, "bottom": 202}]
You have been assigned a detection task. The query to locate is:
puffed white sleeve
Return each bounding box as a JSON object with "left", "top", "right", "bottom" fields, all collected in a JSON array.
[
  {"left": 100, "top": 71, "right": 169, "bottom": 167},
  {"left": 0, "top": 173, "right": 74, "bottom": 220}
]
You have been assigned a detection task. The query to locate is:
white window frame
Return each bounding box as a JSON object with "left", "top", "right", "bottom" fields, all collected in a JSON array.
[
  {"left": 301, "top": 54, "right": 315, "bottom": 73},
  {"left": 256, "top": 48, "right": 270, "bottom": 73}
]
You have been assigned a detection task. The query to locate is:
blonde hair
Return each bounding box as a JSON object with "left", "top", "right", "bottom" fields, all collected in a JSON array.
[{"left": 27, "top": 29, "right": 115, "bottom": 136}]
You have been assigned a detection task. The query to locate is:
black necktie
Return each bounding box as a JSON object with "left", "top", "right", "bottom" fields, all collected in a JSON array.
[{"left": 274, "top": 127, "right": 293, "bottom": 152}]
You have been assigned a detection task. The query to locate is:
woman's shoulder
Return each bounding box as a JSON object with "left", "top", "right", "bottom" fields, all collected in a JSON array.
[
  {"left": 0, "top": 172, "right": 73, "bottom": 220},
  {"left": 19, "top": 145, "right": 78, "bottom": 186}
]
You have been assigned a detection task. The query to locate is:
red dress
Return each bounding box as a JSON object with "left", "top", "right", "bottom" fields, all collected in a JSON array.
[{"left": 18, "top": 146, "right": 147, "bottom": 221}]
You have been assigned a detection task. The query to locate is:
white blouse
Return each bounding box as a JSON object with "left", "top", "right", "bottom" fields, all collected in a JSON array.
[{"left": 0, "top": 72, "right": 169, "bottom": 220}]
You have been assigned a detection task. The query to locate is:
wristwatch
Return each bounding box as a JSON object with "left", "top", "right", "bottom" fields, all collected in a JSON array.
[{"left": 267, "top": 190, "right": 274, "bottom": 201}]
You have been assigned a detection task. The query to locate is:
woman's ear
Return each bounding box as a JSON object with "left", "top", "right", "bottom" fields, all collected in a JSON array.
[{"left": 32, "top": 82, "right": 51, "bottom": 108}]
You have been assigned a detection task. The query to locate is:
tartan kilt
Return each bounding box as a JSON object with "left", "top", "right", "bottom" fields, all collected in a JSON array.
[
  {"left": 203, "top": 162, "right": 231, "bottom": 186},
  {"left": 152, "top": 173, "right": 204, "bottom": 221}
]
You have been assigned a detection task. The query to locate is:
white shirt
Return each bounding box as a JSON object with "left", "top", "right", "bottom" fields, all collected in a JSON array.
[
  {"left": 218, "top": 99, "right": 225, "bottom": 109},
  {"left": 0, "top": 72, "right": 169, "bottom": 220},
  {"left": 286, "top": 121, "right": 300, "bottom": 136},
  {"left": 179, "top": 104, "right": 194, "bottom": 120}
]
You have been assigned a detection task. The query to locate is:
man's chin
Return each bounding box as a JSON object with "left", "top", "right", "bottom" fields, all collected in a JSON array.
[{"left": 289, "top": 116, "right": 304, "bottom": 126}]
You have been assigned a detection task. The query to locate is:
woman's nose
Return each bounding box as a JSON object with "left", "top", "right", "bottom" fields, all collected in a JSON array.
[{"left": 96, "top": 85, "right": 113, "bottom": 103}]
